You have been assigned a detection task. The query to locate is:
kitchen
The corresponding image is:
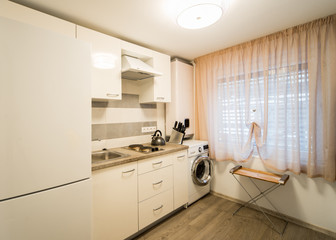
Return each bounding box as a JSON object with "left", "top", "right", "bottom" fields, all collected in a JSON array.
[{"left": 1, "top": 0, "right": 336, "bottom": 239}]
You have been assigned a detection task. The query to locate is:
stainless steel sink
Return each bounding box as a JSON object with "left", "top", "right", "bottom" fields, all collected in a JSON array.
[{"left": 92, "top": 150, "right": 129, "bottom": 162}]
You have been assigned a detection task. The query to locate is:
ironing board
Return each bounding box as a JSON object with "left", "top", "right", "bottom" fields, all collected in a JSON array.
[{"left": 230, "top": 165, "right": 289, "bottom": 235}]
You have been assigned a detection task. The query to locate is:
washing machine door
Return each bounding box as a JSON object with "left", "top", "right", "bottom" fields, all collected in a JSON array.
[{"left": 191, "top": 155, "right": 213, "bottom": 186}]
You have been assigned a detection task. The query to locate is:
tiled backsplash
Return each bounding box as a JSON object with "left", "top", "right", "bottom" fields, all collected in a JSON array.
[
  {"left": 92, "top": 93, "right": 160, "bottom": 150},
  {"left": 92, "top": 121, "right": 157, "bottom": 140}
]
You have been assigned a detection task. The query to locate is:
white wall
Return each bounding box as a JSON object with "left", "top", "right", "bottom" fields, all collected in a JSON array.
[{"left": 211, "top": 157, "right": 336, "bottom": 234}]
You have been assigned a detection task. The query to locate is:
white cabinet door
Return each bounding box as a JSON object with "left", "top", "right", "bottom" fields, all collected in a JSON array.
[
  {"left": 173, "top": 150, "right": 188, "bottom": 209},
  {"left": 77, "top": 25, "right": 122, "bottom": 100},
  {"left": 92, "top": 162, "right": 138, "bottom": 240},
  {"left": 139, "top": 52, "right": 171, "bottom": 103},
  {"left": 152, "top": 51, "right": 171, "bottom": 102},
  {"left": 0, "top": 1, "right": 75, "bottom": 38}
]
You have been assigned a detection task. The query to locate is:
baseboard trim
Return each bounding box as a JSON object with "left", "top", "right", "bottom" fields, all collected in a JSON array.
[{"left": 211, "top": 191, "right": 336, "bottom": 238}]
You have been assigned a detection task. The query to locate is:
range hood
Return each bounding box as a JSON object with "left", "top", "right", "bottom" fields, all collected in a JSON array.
[{"left": 122, "top": 55, "right": 162, "bottom": 80}]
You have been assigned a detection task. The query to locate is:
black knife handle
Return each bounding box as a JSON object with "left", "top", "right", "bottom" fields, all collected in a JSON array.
[{"left": 173, "top": 121, "right": 178, "bottom": 130}]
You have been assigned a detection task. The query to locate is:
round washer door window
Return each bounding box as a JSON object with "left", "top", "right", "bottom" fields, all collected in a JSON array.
[{"left": 191, "top": 155, "right": 213, "bottom": 186}]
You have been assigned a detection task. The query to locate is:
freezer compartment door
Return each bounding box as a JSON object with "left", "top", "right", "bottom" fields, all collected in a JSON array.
[
  {"left": 0, "top": 179, "right": 91, "bottom": 240},
  {"left": 0, "top": 17, "right": 91, "bottom": 200}
]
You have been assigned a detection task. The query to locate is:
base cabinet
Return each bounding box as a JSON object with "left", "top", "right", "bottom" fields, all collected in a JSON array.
[
  {"left": 92, "top": 162, "right": 138, "bottom": 240},
  {"left": 173, "top": 150, "right": 188, "bottom": 209},
  {"left": 92, "top": 150, "right": 188, "bottom": 239}
]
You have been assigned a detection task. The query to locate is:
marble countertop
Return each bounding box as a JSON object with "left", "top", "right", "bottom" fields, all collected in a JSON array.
[{"left": 91, "top": 143, "right": 189, "bottom": 171}]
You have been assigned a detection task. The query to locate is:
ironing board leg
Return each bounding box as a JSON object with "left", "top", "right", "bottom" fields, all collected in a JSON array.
[
  {"left": 232, "top": 182, "right": 280, "bottom": 215},
  {"left": 232, "top": 174, "right": 288, "bottom": 235}
]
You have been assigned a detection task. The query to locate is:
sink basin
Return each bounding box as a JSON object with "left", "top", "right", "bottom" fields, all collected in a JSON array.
[{"left": 92, "top": 150, "right": 128, "bottom": 162}]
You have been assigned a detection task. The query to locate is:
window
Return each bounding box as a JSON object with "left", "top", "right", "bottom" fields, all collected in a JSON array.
[{"left": 217, "top": 63, "right": 309, "bottom": 158}]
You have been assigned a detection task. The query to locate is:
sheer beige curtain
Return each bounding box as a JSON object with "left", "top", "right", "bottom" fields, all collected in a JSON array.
[{"left": 195, "top": 15, "right": 336, "bottom": 181}]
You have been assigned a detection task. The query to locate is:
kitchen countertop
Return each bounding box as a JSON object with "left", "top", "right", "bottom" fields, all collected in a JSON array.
[{"left": 91, "top": 143, "right": 188, "bottom": 171}]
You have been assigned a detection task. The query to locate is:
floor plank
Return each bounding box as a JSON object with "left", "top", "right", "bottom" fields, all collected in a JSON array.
[{"left": 134, "top": 194, "right": 335, "bottom": 240}]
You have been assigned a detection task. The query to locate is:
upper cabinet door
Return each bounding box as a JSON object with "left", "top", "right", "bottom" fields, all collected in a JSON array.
[
  {"left": 77, "top": 26, "right": 122, "bottom": 100},
  {"left": 138, "top": 52, "right": 171, "bottom": 104},
  {"left": 152, "top": 51, "right": 171, "bottom": 103},
  {"left": 0, "top": 1, "right": 75, "bottom": 38}
]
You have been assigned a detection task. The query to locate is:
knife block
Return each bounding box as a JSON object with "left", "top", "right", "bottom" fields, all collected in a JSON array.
[{"left": 168, "top": 129, "right": 185, "bottom": 144}]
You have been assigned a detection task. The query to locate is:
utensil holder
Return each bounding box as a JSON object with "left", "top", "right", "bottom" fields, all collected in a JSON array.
[{"left": 168, "top": 129, "right": 185, "bottom": 144}]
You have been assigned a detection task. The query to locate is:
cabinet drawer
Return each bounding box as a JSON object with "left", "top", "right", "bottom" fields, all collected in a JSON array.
[
  {"left": 138, "top": 154, "right": 173, "bottom": 174},
  {"left": 138, "top": 166, "right": 173, "bottom": 202},
  {"left": 138, "top": 189, "right": 173, "bottom": 230}
]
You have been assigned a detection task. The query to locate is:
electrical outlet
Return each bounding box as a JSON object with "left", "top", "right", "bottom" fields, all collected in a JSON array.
[{"left": 141, "top": 126, "right": 157, "bottom": 133}]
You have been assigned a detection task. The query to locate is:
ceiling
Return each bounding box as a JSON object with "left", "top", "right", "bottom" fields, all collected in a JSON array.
[{"left": 11, "top": 0, "right": 336, "bottom": 61}]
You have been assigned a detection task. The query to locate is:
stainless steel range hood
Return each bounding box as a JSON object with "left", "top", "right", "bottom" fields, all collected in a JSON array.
[{"left": 121, "top": 55, "right": 162, "bottom": 80}]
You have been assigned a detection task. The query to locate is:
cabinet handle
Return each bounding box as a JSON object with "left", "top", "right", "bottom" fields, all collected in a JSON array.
[
  {"left": 152, "top": 180, "right": 163, "bottom": 186},
  {"left": 152, "top": 161, "right": 163, "bottom": 166},
  {"left": 156, "top": 97, "right": 165, "bottom": 100},
  {"left": 177, "top": 155, "right": 185, "bottom": 159},
  {"left": 153, "top": 205, "right": 163, "bottom": 212},
  {"left": 122, "top": 168, "right": 135, "bottom": 174},
  {"left": 106, "top": 93, "right": 120, "bottom": 97}
]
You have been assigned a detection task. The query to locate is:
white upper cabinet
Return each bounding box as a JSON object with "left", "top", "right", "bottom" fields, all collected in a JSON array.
[
  {"left": 138, "top": 51, "right": 171, "bottom": 103},
  {"left": 77, "top": 26, "right": 122, "bottom": 100},
  {"left": 121, "top": 40, "right": 171, "bottom": 103},
  {"left": 0, "top": 1, "right": 75, "bottom": 38},
  {"left": 121, "top": 40, "right": 154, "bottom": 59}
]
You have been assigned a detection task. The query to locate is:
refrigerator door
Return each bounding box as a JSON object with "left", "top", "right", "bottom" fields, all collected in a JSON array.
[
  {"left": 0, "top": 17, "right": 91, "bottom": 200},
  {"left": 0, "top": 179, "right": 91, "bottom": 240}
]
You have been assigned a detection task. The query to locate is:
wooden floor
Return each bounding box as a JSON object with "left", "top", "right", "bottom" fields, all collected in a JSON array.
[{"left": 134, "top": 194, "right": 334, "bottom": 240}]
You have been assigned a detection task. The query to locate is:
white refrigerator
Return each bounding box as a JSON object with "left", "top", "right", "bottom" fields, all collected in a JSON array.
[{"left": 0, "top": 17, "right": 92, "bottom": 240}]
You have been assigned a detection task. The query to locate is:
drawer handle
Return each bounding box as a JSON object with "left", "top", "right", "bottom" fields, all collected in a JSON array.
[
  {"left": 122, "top": 169, "right": 135, "bottom": 174},
  {"left": 190, "top": 151, "right": 196, "bottom": 154},
  {"left": 156, "top": 97, "right": 165, "bottom": 100},
  {"left": 153, "top": 205, "right": 163, "bottom": 212},
  {"left": 177, "top": 155, "right": 185, "bottom": 159},
  {"left": 106, "top": 93, "right": 120, "bottom": 97},
  {"left": 152, "top": 161, "right": 163, "bottom": 166},
  {"left": 152, "top": 180, "right": 163, "bottom": 186}
]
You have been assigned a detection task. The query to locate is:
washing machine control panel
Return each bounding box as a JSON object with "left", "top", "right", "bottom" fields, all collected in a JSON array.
[{"left": 187, "top": 144, "right": 209, "bottom": 157}]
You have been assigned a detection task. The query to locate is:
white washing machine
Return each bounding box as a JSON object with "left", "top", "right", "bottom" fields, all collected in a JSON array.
[{"left": 183, "top": 140, "right": 213, "bottom": 206}]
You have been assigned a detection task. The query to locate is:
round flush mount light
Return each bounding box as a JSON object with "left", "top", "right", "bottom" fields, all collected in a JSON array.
[{"left": 177, "top": 3, "right": 223, "bottom": 29}]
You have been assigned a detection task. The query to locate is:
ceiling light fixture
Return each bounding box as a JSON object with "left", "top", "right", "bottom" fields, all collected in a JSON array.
[{"left": 177, "top": 3, "right": 223, "bottom": 29}]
